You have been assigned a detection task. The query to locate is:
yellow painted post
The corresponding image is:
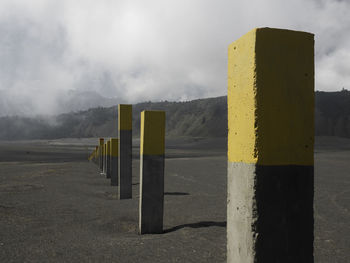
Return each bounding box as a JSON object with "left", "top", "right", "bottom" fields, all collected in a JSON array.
[
  {"left": 95, "top": 146, "right": 98, "bottom": 164},
  {"left": 118, "top": 104, "right": 133, "bottom": 199},
  {"left": 95, "top": 146, "right": 99, "bottom": 164},
  {"left": 227, "top": 28, "right": 314, "bottom": 262},
  {"left": 139, "top": 110, "right": 166, "bottom": 234},
  {"left": 106, "top": 140, "right": 111, "bottom": 179},
  {"left": 110, "top": 138, "right": 119, "bottom": 186},
  {"left": 99, "top": 138, "right": 104, "bottom": 172},
  {"left": 88, "top": 149, "right": 95, "bottom": 161},
  {"left": 103, "top": 142, "right": 107, "bottom": 175}
]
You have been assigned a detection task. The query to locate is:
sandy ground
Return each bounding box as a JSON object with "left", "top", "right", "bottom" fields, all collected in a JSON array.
[{"left": 0, "top": 136, "right": 349, "bottom": 262}]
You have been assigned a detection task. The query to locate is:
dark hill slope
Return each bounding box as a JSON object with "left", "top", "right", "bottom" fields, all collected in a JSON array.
[
  {"left": 315, "top": 90, "right": 350, "bottom": 137},
  {"left": 0, "top": 91, "right": 349, "bottom": 140}
]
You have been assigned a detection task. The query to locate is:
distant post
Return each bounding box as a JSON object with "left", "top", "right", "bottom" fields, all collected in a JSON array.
[
  {"left": 118, "top": 104, "right": 133, "bottom": 199},
  {"left": 103, "top": 143, "right": 107, "bottom": 175},
  {"left": 99, "top": 138, "right": 104, "bottom": 172},
  {"left": 227, "top": 28, "right": 314, "bottom": 262},
  {"left": 139, "top": 110, "right": 166, "bottom": 234},
  {"left": 106, "top": 140, "right": 111, "bottom": 179},
  {"left": 95, "top": 146, "right": 98, "bottom": 164},
  {"left": 110, "top": 138, "right": 119, "bottom": 186},
  {"left": 88, "top": 149, "right": 96, "bottom": 162},
  {"left": 103, "top": 141, "right": 107, "bottom": 176}
]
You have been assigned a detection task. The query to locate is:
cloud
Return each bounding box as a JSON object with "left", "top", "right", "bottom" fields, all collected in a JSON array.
[{"left": 0, "top": 0, "right": 349, "bottom": 115}]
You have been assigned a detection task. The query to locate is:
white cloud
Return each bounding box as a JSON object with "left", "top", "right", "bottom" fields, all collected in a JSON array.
[{"left": 0, "top": 0, "right": 349, "bottom": 115}]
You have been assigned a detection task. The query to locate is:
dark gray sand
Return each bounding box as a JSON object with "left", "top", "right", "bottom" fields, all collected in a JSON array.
[{"left": 0, "top": 137, "right": 349, "bottom": 262}]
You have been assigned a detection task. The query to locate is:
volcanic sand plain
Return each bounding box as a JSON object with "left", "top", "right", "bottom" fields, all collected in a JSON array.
[{"left": 0, "top": 136, "right": 349, "bottom": 262}]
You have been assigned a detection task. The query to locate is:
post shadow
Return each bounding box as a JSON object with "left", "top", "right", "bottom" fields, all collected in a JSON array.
[
  {"left": 163, "top": 221, "right": 226, "bottom": 234},
  {"left": 164, "top": 192, "right": 189, "bottom": 196}
]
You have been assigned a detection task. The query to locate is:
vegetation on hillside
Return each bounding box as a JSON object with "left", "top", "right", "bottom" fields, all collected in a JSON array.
[{"left": 0, "top": 91, "right": 349, "bottom": 140}]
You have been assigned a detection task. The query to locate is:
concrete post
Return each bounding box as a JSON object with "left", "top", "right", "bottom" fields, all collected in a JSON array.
[
  {"left": 139, "top": 110, "right": 166, "bottom": 234},
  {"left": 110, "top": 138, "right": 119, "bottom": 186},
  {"left": 102, "top": 144, "right": 105, "bottom": 174},
  {"left": 95, "top": 146, "right": 98, "bottom": 164},
  {"left": 227, "top": 28, "right": 314, "bottom": 262},
  {"left": 103, "top": 143, "right": 107, "bottom": 175},
  {"left": 99, "top": 138, "right": 104, "bottom": 172},
  {"left": 88, "top": 148, "right": 96, "bottom": 162},
  {"left": 106, "top": 140, "right": 111, "bottom": 179},
  {"left": 118, "top": 104, "right": 132, "bottom": 199},
  {"left": 98, "top": 149, "right": 100, "bottom": 165}
]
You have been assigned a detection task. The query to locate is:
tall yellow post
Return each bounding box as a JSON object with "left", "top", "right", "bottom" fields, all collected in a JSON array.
[
  {"left": 106, "top": 140, "right": 111, "bottom": 179},
  {"left": 103, "top": 142, "right": 107, "bottom": 175},
  {"left": 118, "top": 104, "right": 133, "bottom": 199},
  {"left": 227, "top": 28, "right": 314, "bottom": 262},
  {"left": 99, "top": 138, "right": 104, "bottom": 172},
  {"left": 139, "top": 110, "right": 166, "bottom": 234},
  {"left": 95, "top": 146, "right": 98, "bottom": 164},
  {"left": 110, "top": 138, "right": 119, "bottom": 186}
]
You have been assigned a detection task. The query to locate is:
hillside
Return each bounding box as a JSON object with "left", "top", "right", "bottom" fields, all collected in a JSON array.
[
  {"left": 315, "top": 90, "right": 350, "bottom": 137},
  {"left": 0, "top": 91, "right": 350, "bottom": 140}
]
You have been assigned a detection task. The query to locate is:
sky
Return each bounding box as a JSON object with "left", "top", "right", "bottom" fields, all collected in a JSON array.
[{"left": 0, "top": 0, "right": 349, "bottom": 116}]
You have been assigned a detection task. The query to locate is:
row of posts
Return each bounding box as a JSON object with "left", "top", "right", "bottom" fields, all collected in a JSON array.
[
  {"left": 88, "top": 27, "right": 315, "bottom": 262},
  {"left": 88, "top": 107, "right": 166, "bottom": 234}
]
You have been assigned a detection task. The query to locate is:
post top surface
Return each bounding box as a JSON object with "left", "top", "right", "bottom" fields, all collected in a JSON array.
[
  {"left": 118, "top": 104, "right": 132, "bottom": 130},
  {"left": 229, "top": 27, "right": 314, "bottom": 47},
  {"left": 110, "top": 138, "right": 119, "bottom": 156},
  {"left": 228, "top": 27, "right": 314, "bottom": 165},
  {"left": 140, "top": 110, "right": 166, "bottom": 155}
]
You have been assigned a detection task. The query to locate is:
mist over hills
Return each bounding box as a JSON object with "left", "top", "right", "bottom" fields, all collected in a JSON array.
[
  {"left": 0, "top": 90, "right": 120, "bottom": 117},
  {"left": 0, "top": 91, "right": 349, "bottom": 140}
]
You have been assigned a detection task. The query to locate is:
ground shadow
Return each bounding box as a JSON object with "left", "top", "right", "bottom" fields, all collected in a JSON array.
[
  {"left": 163, "top": 221, "right": 226, "bottom": 233},
  {"left": 164, "top": 192, "right": 189, "bottom": 196}
]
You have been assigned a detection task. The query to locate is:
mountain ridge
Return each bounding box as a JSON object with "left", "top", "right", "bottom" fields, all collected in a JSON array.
[{"left": 0, "top": 91, "right": 349, "bottom": 140}]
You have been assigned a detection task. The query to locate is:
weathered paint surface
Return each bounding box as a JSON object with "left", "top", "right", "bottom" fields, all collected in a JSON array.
[
  {"left": 106, "top": 140, "right": 111, "bottom": 179},
  {"left": 111, "top": 138, "right": 119, "bottom": 157},
  {"left": 228, "top": 29, "right": 257, "bottom": 165},
  {"left": 139, "top": 110, "right": 166, "bottom": 234},
  {"left": 227, "top": 28, "right": 314, "bottom": 263},
  {"left": 94, "top": 146, "right": 98, "bottom": 163},
  {"left": 140, "top": 111, "right": 166, "bottom": 156},
  {"left": 99, "top": 138, "right": 104, "bottom": 171},
  {"left": 118, "top": 104, "right": 132, "bottom": 199},
  {"left": 103, "top": 143, "right": 107, "bottom": 174},
  {"left": 107, "top": 140, "right": 111, "bottom": 157},
  {"left": 118, "top": 104, "right": 132, "bottom": 131},
  {"left": 110, "top": 138, "right": 119, "bottom": 186},
  {"left": 228, "top": 28, "right": 314, "bottom": 166}
]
